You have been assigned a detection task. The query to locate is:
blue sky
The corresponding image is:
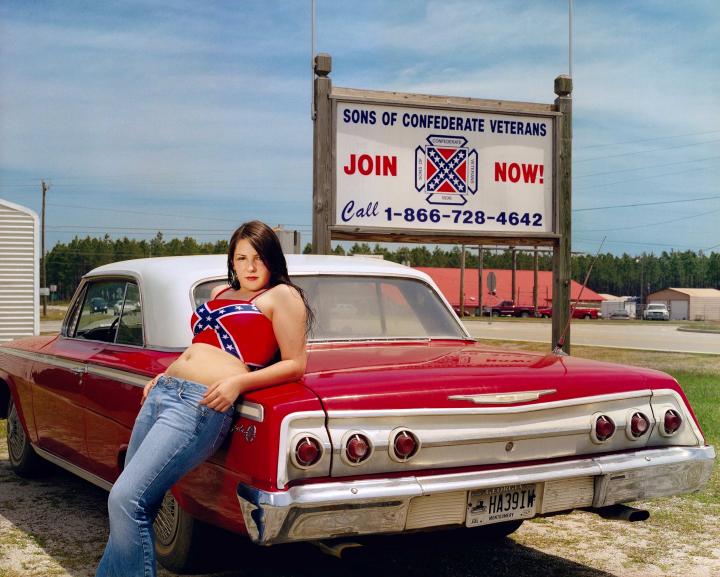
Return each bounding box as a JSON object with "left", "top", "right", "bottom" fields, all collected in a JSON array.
[{"left": 1, "top": 0, "right": 718, "bottom": 256}]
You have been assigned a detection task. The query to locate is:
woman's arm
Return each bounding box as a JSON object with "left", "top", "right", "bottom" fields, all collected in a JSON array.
[{"left": 200, "top": 284, "right": 307, "bottom": 411}]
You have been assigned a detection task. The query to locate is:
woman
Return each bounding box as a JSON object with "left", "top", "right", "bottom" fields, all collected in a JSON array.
[{"left": 96, "top": 221, "right": 312, "bottom": 577}]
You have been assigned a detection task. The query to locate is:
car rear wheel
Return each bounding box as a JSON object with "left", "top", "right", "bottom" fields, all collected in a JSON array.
[
  {"left": 7, "top": 397, "right": 44, "bottom": 477},
  {"left": 155, "top": 492, "right": 213, "bottom": 574}
]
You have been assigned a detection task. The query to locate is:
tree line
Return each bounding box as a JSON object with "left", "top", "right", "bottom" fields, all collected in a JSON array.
[{"left": 45, "top": 233, "right": 720, "bottom": 300}]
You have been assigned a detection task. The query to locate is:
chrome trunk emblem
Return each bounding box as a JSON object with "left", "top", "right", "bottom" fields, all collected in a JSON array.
[{"left": 448, "top": 389, "right": 556, "bottom": 404}]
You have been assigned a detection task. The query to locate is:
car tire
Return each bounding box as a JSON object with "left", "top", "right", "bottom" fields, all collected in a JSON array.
[
  {"left": 6, "top": 397, "right": 44, "bottom": 477},
  {"left": 584, "top": 314, "right": 591, "bottom": 319},
  {"left": 520, "top": 311, "right": 530, "bottom": 318},
  {"left": 155, "top": 492, "right": 212, "bottom": 574},
  {"left": 491, "top": 311, "right": 499, "bottom": 317}
]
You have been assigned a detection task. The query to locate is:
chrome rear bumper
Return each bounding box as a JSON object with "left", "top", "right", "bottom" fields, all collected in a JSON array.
[{"left": 237, "top": 445, "right": 715, "bottom": 545}]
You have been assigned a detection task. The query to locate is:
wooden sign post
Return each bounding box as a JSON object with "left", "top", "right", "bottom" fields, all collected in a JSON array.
[{"left": 312, "top": 53, "right": 573, "bottom": 352}]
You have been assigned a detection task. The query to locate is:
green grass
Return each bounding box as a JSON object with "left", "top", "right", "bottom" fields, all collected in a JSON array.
[
  {"left": 479, "top": 339, "right": 720, "bottom": 505},
  {"left": 679, "top": 322, "right": 720, "bottom": 333},
  {"left": 674, "top": 371, "right": 720, "bottom": 505}
]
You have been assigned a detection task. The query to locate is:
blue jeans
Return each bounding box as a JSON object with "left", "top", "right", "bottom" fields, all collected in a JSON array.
[{"left": 95, "top": 375, "right": 234, "bottom": 577}]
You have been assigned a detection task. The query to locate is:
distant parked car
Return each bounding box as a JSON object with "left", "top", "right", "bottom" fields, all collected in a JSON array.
[
  {"left": 89, "top": 297, "right": 107, "bottom": 313},
  {"left": 609, "top": 309, "right": 631, "bottom": 320},
  {"left": 643, "top": 303, "right": 670, "bottom": 321}
]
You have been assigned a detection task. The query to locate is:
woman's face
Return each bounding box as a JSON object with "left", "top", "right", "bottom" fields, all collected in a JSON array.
[{"left": 233, "top": 238, "right": 271, "bottom": 292}]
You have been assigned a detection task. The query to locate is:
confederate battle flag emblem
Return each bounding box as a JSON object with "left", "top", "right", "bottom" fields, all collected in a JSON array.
[{"left": 415, "top": 135, "right": 478, "bottom": 205}]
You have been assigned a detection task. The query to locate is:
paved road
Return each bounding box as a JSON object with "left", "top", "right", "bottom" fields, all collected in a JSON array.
[
  {"left": 40, "top": 319, "right": 719, "bottom": 354},
  {"left": 464, "top": 320, "right": 720, "bottom": 354}
]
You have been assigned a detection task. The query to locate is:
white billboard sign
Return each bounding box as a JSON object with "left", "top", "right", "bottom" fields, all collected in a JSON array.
[{"left": 334, "top": 102, "right": 554, "bottom": 234}]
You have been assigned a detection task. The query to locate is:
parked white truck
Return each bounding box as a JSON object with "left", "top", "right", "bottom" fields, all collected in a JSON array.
[{"left": 643, "top": 302, "right": 670, "bottom": 321}]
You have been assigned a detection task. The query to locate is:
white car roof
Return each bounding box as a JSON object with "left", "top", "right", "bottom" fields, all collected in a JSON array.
[{"left": 83, "top": 254, "right": 455, "bottom": 348}]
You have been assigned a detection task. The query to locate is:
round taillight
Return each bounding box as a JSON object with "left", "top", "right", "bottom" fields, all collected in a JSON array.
[
  {"left": 393, "top": 430, "right": 418, "bottom": 461},
  {"left": 295, "top": 436, "right": 322, "bottom": 468},
  {"left": 664, "top": 409, "right": 683, "bottom": 435},
  {"left": 595, "top": 415, "right": 616, "bottom": 442},
  {"left": 346, "top": 434, "right": 371, "bottom": 464},
  {"left": 630, "top": 412, "right": 650, "bottom": 438}
]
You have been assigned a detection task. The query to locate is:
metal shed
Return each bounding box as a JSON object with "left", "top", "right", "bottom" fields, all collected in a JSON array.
[
  {"left": 0, "top": 198, "right": 39, "bottom": 341},
  {"left": 645, "top": 288, "right": 720, "bottom": 321}
]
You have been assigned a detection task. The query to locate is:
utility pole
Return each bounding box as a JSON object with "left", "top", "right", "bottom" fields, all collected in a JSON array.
[
  {"left": 41, "top": 180, "right": 49, "bottom": 317},
  {"left": 533, "top": 247, "right": 539, "bottom": 316},
  {"left": 477, "top": 245, "right": 484, "bottom": 316},
  {"left": 459, "top": 245, "right": 466, "bottom": 317},
  {"left": 511, "top": 247, "right": 517, "bottom": 303}
]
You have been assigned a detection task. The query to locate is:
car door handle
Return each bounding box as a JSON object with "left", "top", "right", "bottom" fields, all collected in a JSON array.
[{"left": 72, "top": 366, "right": 87, "bottom": 374}]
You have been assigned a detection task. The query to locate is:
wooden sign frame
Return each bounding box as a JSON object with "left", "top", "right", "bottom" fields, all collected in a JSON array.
[{"left": 312, "top": 53, "right": 573, "bottom": 352}]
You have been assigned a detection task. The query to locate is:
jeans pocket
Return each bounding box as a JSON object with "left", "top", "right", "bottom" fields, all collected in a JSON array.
[{"left": 176, "top": 385, "right": 208, "bottom": 416}]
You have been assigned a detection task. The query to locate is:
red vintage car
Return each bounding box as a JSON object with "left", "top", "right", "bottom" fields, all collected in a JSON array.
[{"left": 0, "top": 255, "right": 715, "bottom": 571}]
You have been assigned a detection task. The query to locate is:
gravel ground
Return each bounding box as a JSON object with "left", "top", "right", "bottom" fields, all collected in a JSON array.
[{"left": 1, "top": 431, "right": 718, "bottom": 577}]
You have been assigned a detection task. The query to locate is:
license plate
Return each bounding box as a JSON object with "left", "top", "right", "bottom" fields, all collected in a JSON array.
[{"left": 466, "top": 484, "right": 537, "bottom": 527}]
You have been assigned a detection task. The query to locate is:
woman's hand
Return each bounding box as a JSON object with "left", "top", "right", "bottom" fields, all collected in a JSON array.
[
  {"left": 200, "top": 375, "right": 245, "bottom": 412},
  {"left": 141, "top": 373, "right": 164, "bottom": 405}
]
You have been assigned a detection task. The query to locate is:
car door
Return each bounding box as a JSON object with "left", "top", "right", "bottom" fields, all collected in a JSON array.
[
  {"left": 31, "top": 279, "right": 126, "bottom": 468},
  {"left": 82, "top": 280, "right": 179, "bottom": 482}
]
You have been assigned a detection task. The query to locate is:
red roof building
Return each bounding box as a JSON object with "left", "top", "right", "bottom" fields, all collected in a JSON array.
[{"left": 416, "top": 267, "right": 604, "bottom": 309}]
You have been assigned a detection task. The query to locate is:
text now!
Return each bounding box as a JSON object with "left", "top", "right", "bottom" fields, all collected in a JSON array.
[{"left": 494, "top": 162, "right": 544, "bottom": 184}]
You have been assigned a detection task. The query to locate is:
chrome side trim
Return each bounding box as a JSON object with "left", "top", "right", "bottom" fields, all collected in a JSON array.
[
  {"left": 0, "top": 347, "right": 85, "bottom": 371},
  {"left": 449, "top": 389, "right": 557, "bottom": 404},
  {"left": 32, "top": 444, "right": 113, "bottom": 491},
  {"left": 86, "top": 364, "right": 147, "bottom": 387},
  {"left": 238, "top": 401, "right": 264, "bottom": 422},
  {"left": 1, "top": 345, "right": 261, "bottom": 421}
]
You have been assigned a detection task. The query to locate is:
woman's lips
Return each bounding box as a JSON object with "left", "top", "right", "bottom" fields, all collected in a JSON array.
[{"left": 246, "top": 276, "right": 258, "bottom": 281}]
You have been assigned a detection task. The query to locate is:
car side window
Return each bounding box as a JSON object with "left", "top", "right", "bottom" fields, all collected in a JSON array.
[
  {"left": 115, "top": 282, "right": 144, "bottom": 346},
  {"left": 72, "top": 279, "right": 143, "bottom": 345}
]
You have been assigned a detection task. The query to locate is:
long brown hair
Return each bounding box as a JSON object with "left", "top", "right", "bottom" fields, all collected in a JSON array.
[{"left": 227, "top": 221, "right": 314, "bottom": 333}]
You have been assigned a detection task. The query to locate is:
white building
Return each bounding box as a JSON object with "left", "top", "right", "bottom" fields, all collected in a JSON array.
[
  {"left": 645, "top": 288, "right": 720, "bottom": 321},
  {"left": 599, "top": 293, "right": 637, "bottom": 319},
  {"left": 0, "top": 199, "right": 39, "bottom": 341}
]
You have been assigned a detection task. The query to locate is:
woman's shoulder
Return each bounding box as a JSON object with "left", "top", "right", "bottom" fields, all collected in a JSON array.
[
  {"left": 210, "top": 284, "right": 233, "bottom": 299},
  {"left": 267, "top": 282, "right": 302, "bottom": 301}
]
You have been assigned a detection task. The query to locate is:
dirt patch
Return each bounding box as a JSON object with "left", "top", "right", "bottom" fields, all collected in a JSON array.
[{"left": 1, "top": 430, "right": 717, "bottom": 577}]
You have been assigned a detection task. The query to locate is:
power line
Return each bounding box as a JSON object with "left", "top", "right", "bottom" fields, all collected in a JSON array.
[
  {"left": 579, "top": 206, "right": 720, "bottom": 233},
  {"left": 575, "top": 129, "right": 720, "bottom": 151},
  {"left": 574, "top": 193, "right": 720, "bottom": 212},
  {"left": 42, "top": 203, "right": 311, "bottom": 228},
  {"left": 575, "top": 138, "right": 720, "bottom": 163},
  {"left": 574, "top": 165, "right": 720, "bottom": 193},
  {"left": 573, "top": 236, "right": 703, "bottom": 251},
  {"left": 575, "top": 155, "right": 720, "bottom": 179}
]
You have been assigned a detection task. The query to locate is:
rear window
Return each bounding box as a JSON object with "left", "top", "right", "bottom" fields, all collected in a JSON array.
[{"left": 193, "top": 275, "right": 466, "bottom": 341}]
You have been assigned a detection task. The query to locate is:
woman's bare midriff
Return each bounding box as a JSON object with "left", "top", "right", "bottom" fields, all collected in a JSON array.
[{"left": 164, "top": 343, "right": 250, "bottom": 387}]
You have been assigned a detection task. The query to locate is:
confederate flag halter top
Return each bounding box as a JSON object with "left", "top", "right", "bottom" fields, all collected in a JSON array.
[{"left": 190, "top": 287, "right": 278, "bottom": 369}]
